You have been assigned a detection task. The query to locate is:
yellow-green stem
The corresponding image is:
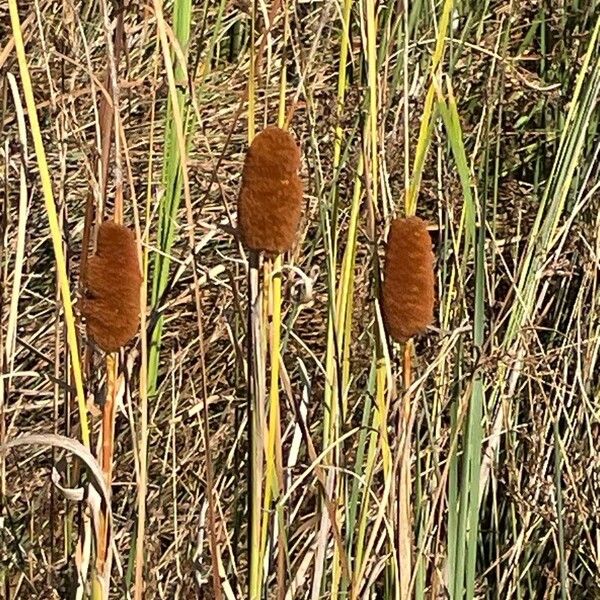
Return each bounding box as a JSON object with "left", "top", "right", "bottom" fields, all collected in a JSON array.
[{"left": 8, "top": 0, "right": 89, "bottom": 448}]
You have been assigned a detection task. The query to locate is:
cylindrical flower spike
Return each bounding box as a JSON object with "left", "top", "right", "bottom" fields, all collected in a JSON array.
[
  {"left": 82, "top": 221, "right": 142, "bottom": 352},
  {"left": 382, "top": 216, "right": 435, "bottom": 342},
  {"left": 237, "top": 126, "right": 303, "bottom": 253}
]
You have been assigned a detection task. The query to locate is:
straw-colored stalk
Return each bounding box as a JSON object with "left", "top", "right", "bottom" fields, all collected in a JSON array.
[
  {"left": 398, "top": 3, "right": 453, "bottom": 597},
  {"left": 7, "top": 2, "right": 93, "bottom": 595},
  {"left": 243, "top": 127, "right": 303, "bottom": 597},
  {"left": 91, "top": 12, "right": 125, "bottom": 594},
  {"left": 152, "top": 1, "right": 224, "bottom": 598},
  {"left": 241, "top": 44, "right": 303, "bottom": 600},
  {"left": 259, "top": 14, "right": 290, "bottom": 597}
]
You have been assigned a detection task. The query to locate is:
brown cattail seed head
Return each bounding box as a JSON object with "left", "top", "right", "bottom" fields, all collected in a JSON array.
[
  {"left": 382, "top": 216, "right": 435, "bottom": 342},
  {"left": 81, "top": 221, "right": 142, "bottom": 353},
  {"left": 237, "top": 126, "right": 303, "bottom": 253}
]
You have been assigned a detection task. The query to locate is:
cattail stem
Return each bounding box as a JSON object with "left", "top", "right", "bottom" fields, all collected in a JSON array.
[
  {"left": 247, "top": 250, "right": 265, "bottom": 600},
  {"left": 268, "top": 257, "right": 287, "bottom": 599},
  {"left": 101, "top": 368, "right": 116, "bottom": 472},
  {"left": 259, "top": 255, "right": 288, "bottom": 594},
  {"left": 397, "top": 341, "right": 413, "bottom": 599},
  {"left": 98, "top": 353, "right": 118, "bottom": 573},
  {"left": 259, "top": 13, "right": 290, "bottom": 595},
  {"left": 133, "top": 53, "right": 157, "bottom": 600},
  {"left": 246, "top": 3, "right": 261, "bottom": 597},
  {"left": 97, "top": 3, "right": 123, "bottom": 593}
]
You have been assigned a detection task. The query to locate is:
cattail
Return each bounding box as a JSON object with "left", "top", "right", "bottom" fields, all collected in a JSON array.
[
  {"left": 382, "top": 216, "right": 435, "bottom": 342},
  {"left": 82, "top": 221, "right": 142, "bottom": 352},
  {"left": 237, "top": 126, "right": 303, "bottom": 253}
]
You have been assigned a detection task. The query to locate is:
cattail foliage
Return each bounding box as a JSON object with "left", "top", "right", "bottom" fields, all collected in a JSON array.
[
  {"left": 82, "top": 221, "right": 142, "bottom": 352},
  {"left": 382, "top": 216, "right": 435, "bottom": 342},
  {"left": 238, "top": 126, "right": 303, "bottom": 253}
]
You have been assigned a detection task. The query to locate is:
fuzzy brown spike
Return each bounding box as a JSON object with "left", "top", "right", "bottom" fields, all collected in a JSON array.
[
  {"left": 382, "top": 216, "right": 435, "bottom": 342},
  {"left": 81, "top": 221, "right": 142, "bottom": 352},
  {"left": 237, "top": 126, "right": 303, "bottom": 253}
]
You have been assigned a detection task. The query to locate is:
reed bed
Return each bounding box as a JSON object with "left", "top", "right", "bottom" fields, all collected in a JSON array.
[{"left": 1, "top": 1, "right": 599, "bottom": 599}]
